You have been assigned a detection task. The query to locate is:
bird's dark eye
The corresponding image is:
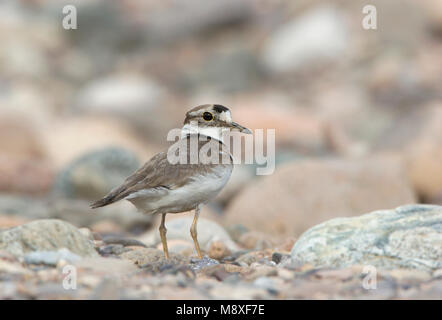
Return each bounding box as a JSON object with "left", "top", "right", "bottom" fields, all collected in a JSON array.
[{"left": 202, "top": 112, "right": 213, "bottom": 121}]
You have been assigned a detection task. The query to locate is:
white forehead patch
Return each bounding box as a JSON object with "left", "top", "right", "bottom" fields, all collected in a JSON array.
[{"left": 219, "top": 111, "right": 232, "bottom": 123}]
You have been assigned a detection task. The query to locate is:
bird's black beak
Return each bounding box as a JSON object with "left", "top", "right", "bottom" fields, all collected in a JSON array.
[{"left": 231, "top": 122, "right": 252, "bottom": 134}]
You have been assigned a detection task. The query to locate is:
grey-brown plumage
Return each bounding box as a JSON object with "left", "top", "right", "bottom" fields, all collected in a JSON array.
[
  {"left": 90, "top": 135, "right": 232, "bottom": 211},
  {"left": 90, "top": 104, "right": 251, "bottom": 259}
]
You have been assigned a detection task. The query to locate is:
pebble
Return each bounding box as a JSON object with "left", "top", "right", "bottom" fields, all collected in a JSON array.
[
  {"left": 97, "top": 244, "right": 125, "bottom": 256},
  {"left": 0, "top": 260, "right": 32, "bottom": 275},
  {"left": 389, "top": 269, "right": 432, "bottom": 283},
  {"left": 238, "top": 231, "right": 274, "bottom": 250},
  {"left": 208, "top": 241, "right": 231, "bottom": 260},
  {"left": 78, "top": 228, "right": 94, "bottom": 241},
  {"left": 236, "top": 252, "right": 258, "bottom": 265},
  {"left": 200, "top": 264, "right": 231, "bottom": 281},
  {"left": 24, "top": 248, "right": 82, "bottom": 266},
  {"left": 253, "top": 276, "right": 278, "bottom": 294},
  {"left": 277, "top": 268, "right": 295, "bottom": 280},
  {"left": 433, "top": 269, "right": 442, "bottom": 278},
  {"left": 271, "top": 252, "right": 290, "bottom": 264},
  {"left": 244, "top": 265, "right": 278, "bottom": 281},
  {"left": 102, "top": 236, "right": 147, "bottom": 248},
  {"left": 224, "top": 264, "right": 245, "bottom": 273},
  {"left": 190, "top": 256, "right": 219, "bottom": 272}
]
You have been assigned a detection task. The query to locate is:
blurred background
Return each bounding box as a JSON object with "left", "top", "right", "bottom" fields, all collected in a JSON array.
[{"left": 0, "top": 0, "right": 441, "bottom": 244}]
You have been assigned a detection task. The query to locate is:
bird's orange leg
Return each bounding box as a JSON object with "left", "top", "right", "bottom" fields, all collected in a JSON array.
[
  {"left": 159, "top": 213, "right": 169, "bottom": 259},
  {"left": 190, "top": 205, "right": 203, "bottom": 259}
]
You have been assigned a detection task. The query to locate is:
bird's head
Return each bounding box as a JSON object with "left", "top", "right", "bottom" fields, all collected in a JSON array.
[{"left": 182, "top": 104, "right": 251, "bottom": 140}]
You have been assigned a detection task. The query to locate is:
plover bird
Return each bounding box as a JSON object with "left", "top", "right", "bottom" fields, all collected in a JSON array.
[{"left": 91, "top": 104, "right": 251, "bottom": 259}]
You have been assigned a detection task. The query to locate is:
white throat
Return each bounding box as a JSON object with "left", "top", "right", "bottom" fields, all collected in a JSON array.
[{"left": 181, "top": 123, "right": 226, "bottom": 142}]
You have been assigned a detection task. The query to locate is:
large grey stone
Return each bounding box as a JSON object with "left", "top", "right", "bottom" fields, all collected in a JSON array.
[
  {"left": 375, "top": 104, "right": 442, "bottom": 202},
  {"left": 291, "top": 205, "right": 442, "bottom": 271},
  {"left": 225, "top": 155, "right": 416, "bottom": 237},
  {"left": 262, "top": 6, "right": 349, "bottom": 73},
  {"left": 74, "top": 75, "right": 164, "bottom": 116},
  {"left": 52, "top": 147, "right": 140, "bottom": 201},
  {"left": 0, "top": 219, "right": 98, "bottom": 259},
  {"left": 143, "top": 0, "right": 255, "bottom": 44}
]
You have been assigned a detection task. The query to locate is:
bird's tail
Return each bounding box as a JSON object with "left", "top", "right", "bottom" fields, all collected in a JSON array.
[{"left": 90, "top": 195, "right": 116, "bottom": 209}]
